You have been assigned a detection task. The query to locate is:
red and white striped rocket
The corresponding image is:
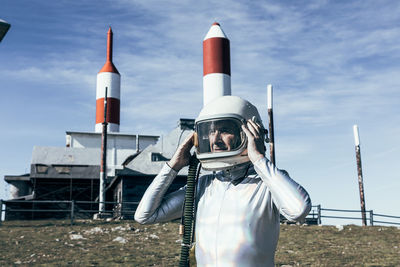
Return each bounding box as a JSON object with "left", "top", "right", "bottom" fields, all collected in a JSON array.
[
  {"left": 95, "top": 27, "right": 120, "bottom": 133},
  {"left": 203, "top": 22, "right": 231, "bottom": 106}
]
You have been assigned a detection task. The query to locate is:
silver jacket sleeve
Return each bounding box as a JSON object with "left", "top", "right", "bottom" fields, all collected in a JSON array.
[
  {"left": 253, "top": 157, "right": 311, "bottom": 222},
  {"left": 134, "top": 163, "right": 186, "bottom": 224}
]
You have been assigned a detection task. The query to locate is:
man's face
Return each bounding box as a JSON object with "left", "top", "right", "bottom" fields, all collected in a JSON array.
[{"left": 208, "top": 121, "right": 241, "bottom": 152}]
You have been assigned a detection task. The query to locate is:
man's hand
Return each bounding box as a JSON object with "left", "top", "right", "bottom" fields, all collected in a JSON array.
[
  {"left": 241, "top": 119, "right": 266, "bottom": 164},
  {"left": 168, "top": 132, "right": 194, "bottom": 172}
]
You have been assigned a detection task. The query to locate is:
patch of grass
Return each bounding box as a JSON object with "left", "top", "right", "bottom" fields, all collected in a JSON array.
[
  {"left": 276, "top": 224, "right": 400, "bottom": 266},
  {"left": 0, "top": 220, "right": 180, "bottom": 266},
  {"left": 1, "top": 220, "right": 399, "bottom": 266}
]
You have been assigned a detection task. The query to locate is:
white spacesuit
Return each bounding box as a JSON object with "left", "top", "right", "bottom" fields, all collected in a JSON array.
[{"left": 135, "top": 96, "right": 311, "bottom": 267}]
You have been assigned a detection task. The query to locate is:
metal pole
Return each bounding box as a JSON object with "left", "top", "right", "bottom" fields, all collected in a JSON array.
[
  {"left": 99, "top": 87, "right": 108, "bottom": 215},
  {"left": 136, "top": 134, "right": 140, "bottom": 153},
  {"left": 70, "top": 178, "right": 72, "bottom": 200},
  {"left": 0, "top": 199, "right": 3, "bottom": 225},
  {"left": 353, "top": 125, "right": 367, "bottom": 226},
  {"left": 317, "top": 204, "right": 322, "bottom": 225},
  {"left": 70, "top": 200, "right": 75, "bottom": 225},
  {"left": 120, "top": 199, "right": 124, "bottom": 219},
  {"left": 369, "top": 210, "right": 373, "bottom": 226},
  {"left": 267, "top": 84, "right": 276, "bottom": 165},
  {"left": 32, "top": 178, "right": 36, "bottom": 220}
]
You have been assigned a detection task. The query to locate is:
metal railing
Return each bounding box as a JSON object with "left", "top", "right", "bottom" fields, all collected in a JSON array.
[
  {"left": 1, "top": 200, "right": 400, "bottom": 227},
  {"left": 0, "top": 199, "right": 139, "bottom": 225},
  {"left": 370, "top": 213, "right": 400, "bottom": 226},
  {"left": 314, "top": 205, "right": 400, "bottom": 226}
]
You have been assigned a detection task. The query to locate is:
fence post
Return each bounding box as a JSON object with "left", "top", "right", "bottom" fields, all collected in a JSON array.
[
  {"left": 317, "top": 204, "right": 321, "bottom": 225},
  {"left": 120, "top": 201, "right": 124, "bottom": 219},
  {"left": 70, "top": 200, "right": 75, "bottom": 225},
  {"left": 369, "top": 210, "right": 373, "bottom": 226},
  {"left": 0, "top": 199, "right": 3, "bottom": 226}
]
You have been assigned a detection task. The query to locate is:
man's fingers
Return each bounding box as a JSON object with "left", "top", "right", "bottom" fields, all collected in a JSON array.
[
  {"left": 248, "top": 120, "right": 261, "bottom": 135},
  {"left": 169, "top": 132, "right": 194, "bottom": 171},
  {"left": 247, "top": 121, "right": 260, "bottom": 138},
  {"left": 241, "top": 124, "right": 253, "bottom": 138},
  {"left": 242, "top": 121, "right": 262, "bottom": 139},
  {"left": 182, "top": 132, "right": 194, "bottom": 148}
]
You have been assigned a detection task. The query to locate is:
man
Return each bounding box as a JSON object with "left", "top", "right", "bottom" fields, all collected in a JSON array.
[
  {"left": 135, "top": 96, "right": 311, "bottom": 267},
  {"left": 208, "top": 120, "right": 242, "bottom": 152}
]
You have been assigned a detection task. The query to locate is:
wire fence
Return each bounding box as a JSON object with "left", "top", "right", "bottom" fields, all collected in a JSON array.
[{"left": 1, "top": 200, "right": 400, "bottom": 227}]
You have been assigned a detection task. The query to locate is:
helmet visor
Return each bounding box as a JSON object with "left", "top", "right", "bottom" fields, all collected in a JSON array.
[{"left": 196, "top": 118, "right": 245, "bottom": 154}]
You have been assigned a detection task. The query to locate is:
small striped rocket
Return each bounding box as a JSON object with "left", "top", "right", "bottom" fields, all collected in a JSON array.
[
  {"left": 95, "top": 27, "right": 120, "bottom": 132},
  {"left": 203, "top": 22, "right": 231, "bottom": 106}
]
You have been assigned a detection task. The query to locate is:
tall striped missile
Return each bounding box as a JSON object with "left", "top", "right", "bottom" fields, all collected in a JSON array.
[
  {"left": 95, "top": 27, "right": 120, "bottom": 132},
  {"left": 203, "top": 22, "right": 231, "bottom": 106}
]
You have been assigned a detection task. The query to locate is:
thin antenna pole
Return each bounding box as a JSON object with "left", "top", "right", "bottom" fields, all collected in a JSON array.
[
  {"left": 353, "top": 125, "right": 367, "bottom": 226},
  {"left": 99, "top": 87, "right": 108, "bottom": 215},
  {"left": 267, "top": 84, "right": 276, "bottom": 165}
]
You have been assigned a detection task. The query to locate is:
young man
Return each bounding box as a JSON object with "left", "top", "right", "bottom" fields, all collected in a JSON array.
[{"left": 135, "top": 96, "right": 311, "bottom": 267}]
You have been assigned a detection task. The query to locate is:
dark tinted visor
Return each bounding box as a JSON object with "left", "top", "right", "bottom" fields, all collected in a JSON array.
[{"left": 196, "top": 118, "right": 244, "bottom": 153}]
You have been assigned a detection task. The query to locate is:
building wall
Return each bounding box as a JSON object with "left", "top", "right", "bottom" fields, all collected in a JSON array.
[
  {"left": 67, "top": 132, "right": 158, "bottom": 151},
  {"left": 65, "top": 132, "right": 159, "bottom": 176},
  {"left": 9, "top": 181, "right": 32, "bottom": 199},
  {"left": 112, "top": 175, "right": 187, "bottom": 219}
]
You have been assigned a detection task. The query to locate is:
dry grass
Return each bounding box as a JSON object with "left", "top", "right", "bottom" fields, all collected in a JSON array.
[
  {"left": 0, "top": 220, "right": 399, "bottom": 266},
  {"left": 276, "top": 224, "right": 400, "bottom": 266}
]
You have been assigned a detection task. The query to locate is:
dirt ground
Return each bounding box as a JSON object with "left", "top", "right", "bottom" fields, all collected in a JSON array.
[{"left": 0, "top": 220, "right": 399, "bottom": 266}]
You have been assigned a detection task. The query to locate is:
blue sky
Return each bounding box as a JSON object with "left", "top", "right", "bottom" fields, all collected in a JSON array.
[{"left": 1, "top": 0, "right": 400, "bottom": 225}]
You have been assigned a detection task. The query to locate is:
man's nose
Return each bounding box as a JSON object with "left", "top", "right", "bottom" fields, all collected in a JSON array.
[{"left": 214, "top": 130, "right": 222, "bottom": 139}]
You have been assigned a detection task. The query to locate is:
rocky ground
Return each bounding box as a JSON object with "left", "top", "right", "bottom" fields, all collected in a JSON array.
[{"left": 0, "top": 220, "right": 399, "bottom": 266}]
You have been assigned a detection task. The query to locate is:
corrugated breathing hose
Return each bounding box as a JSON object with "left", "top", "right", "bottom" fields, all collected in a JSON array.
[{"left": 179, "top": 155, "right": 200, "bottom": 267}]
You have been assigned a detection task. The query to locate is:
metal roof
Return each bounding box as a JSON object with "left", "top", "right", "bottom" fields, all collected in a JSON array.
[
  {"left": 30, "top": 165, "right": 100, "bottom": 179},
  {"left": 125, "top": 126, "right": 192, "bottom": 176},
  {"left": 4, "top": 174, "right": 30, "bottom": 182},
  {"left": 66, "top": 131, "right": 159, "bottom": 139}
]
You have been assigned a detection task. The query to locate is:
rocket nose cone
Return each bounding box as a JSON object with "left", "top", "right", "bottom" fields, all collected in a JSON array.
[{"left": 204, "top": 22, "right": 228, "bottom": 40}]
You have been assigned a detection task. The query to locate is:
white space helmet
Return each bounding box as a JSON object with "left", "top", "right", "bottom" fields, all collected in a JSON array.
[{"left": 195, "top": 95, "right": 264, "bottom": 171}]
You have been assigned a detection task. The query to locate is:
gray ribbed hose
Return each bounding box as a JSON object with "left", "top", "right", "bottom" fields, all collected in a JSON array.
[{"left": 179, "top": 156, "right": 200, "bottom": 267}]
